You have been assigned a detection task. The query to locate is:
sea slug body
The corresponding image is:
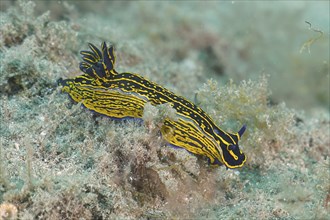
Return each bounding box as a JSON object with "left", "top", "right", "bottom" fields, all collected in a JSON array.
[{"left": 58, "top": 42, "right": 247, "bottom": 169}]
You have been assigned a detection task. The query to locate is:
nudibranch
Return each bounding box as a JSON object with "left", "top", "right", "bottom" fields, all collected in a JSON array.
[{"left": 58, "top": 42, "right": 247, "bottom": 169}]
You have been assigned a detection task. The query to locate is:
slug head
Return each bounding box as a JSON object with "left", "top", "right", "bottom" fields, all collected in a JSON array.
[{"left": 221, "top": 125, "right": 247, "bottom": 169}]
